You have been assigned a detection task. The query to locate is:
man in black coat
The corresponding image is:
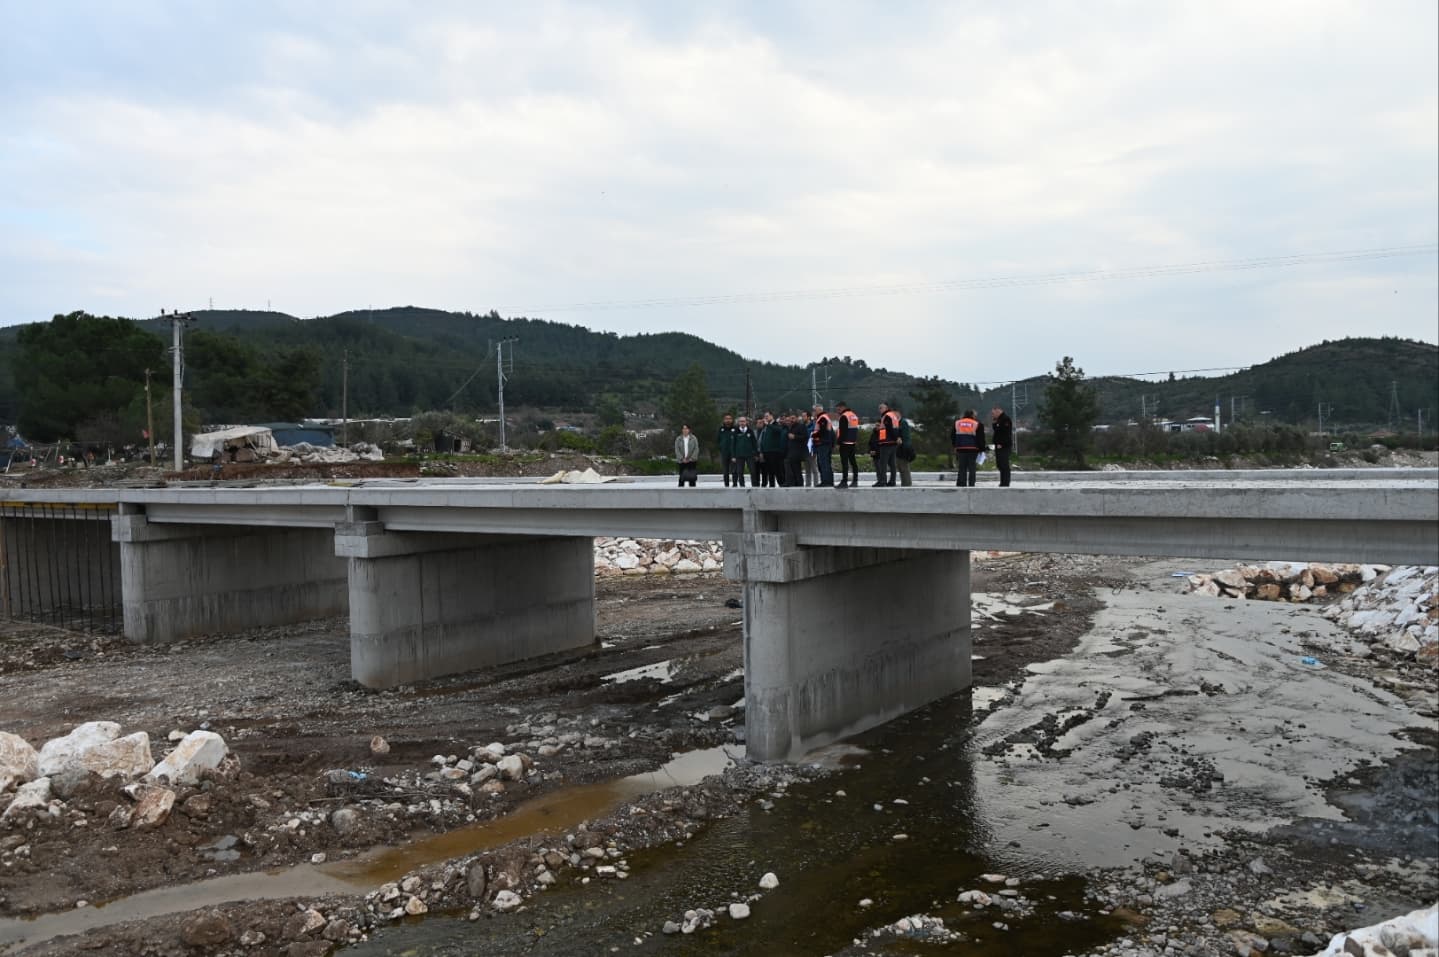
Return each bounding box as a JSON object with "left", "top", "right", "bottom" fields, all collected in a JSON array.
[{"left": 990, "top": 406, "right": 1014, "bottom": 487}]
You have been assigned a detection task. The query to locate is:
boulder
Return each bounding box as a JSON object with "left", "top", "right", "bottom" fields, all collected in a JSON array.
[
  {"left": 2, "top": 777, "right": 53, "bottom": 821},
  {"left": 1256, "top": 584, "right": 1282, "bottom": 601},
  {"left": 0, "top": 732, "right": 39, "bottom": 793},
  {"left": 496, "top": 754, "right": 526, "bottom": 781},
  {"left": 147, "top": 730, "right": 229, "bottom": 785},
  {"left": 492, "top": 889, "right": 522, "bottom": 911},
  {"left": 130, "top": 785, "right": 176, "bottom": 829},
  {"left": 1290, "top": 584, "right": 1313, "bottom": 602},
  {"left": 36, "top": 721, "right": 121, "bottom": 777},
  {"left": 1213, "top": 569, "right": 1249, "bottom": 592}
]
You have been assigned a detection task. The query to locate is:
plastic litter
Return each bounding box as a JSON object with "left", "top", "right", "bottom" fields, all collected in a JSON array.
[{"left": 1300, "top": 656, "right": 1321, "bottom": 667}]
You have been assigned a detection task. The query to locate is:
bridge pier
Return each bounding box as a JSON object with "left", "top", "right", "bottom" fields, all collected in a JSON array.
[
  {"left": 336, "top": 520, "right": 595, "bottom": 688},
  {"left": 726, "top": 531, "right": 971, "bottom": 762},
  {"left": 113, "top": 507, "right": 348, "bottom": 643}
]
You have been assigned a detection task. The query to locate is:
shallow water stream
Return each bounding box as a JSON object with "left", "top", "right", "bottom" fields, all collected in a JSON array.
[{"left": 344, "top": 691, "right": 1125, "bottom": 956}]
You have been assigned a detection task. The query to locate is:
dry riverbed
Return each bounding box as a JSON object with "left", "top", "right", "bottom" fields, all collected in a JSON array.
[{"left": 1, "top": 556, "right": 1434, "bottom": 957}]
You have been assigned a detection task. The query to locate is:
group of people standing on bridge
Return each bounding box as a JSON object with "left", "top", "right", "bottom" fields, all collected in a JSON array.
[{"left": 674, "top": 403, "right": 1014, "bottom": 488}]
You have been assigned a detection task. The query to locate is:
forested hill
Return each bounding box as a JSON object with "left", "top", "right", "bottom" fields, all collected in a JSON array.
[
  {"left": 2, "top": 305, "right": 1435, "bottom": 435},
  {"left": 132, "top": 307, "right": 946, "bottom": 419}
]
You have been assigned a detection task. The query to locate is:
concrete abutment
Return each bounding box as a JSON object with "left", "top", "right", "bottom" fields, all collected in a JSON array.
[
  {"left": 114, "top": 508, "right": 348, "bottom": 643},
  {"left": 337, "top": 522, "right": 595, "bottom": 688},
  {"left": 726, "top": 530, "right": 972, "bottom": 762}
]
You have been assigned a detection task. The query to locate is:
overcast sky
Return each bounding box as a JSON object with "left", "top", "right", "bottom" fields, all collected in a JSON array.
[{"left": 3, "top": 0, "right": 1435, "bottom": 385}]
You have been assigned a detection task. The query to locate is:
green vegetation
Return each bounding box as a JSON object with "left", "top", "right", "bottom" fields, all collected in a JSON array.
[
  {"left": 2, "top": 305, "right": 1434, "bottom": 456},
  {"left": 1035, "top": 356, "right": 1101, "bottom": 469}
]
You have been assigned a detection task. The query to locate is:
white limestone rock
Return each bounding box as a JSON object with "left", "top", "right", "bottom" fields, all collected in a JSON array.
[
  {"left": 2, "top": 777, "right": 53, "bottom": 821},
  {"left": 758, "top": 872, "right": 779, "bottom": 890},
  {"left": 492, "top": 890, "right": 522, "bottom": 911},
  {"left": 36, "top": 721, "right": 121, "bottom": 777},
  {"left": 0, "top": 732, "right": 39, "bottom": 793},
  {"left": 147, "top": 730, "right": 229, "bottom": 785}
]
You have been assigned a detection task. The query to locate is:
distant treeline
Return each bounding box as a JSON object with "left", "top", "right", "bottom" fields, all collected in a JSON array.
[{"left": 0, "top": 306, "right": 1434, "bottom": 445}]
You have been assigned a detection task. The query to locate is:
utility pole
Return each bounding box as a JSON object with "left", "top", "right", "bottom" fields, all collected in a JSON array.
[
  {"left": 1214, "top": 396, "right": 1222, "bottom": 434},
  {"left": 1011, "top": 381, "right": 1028, "bottom": 456},
  {"left": 744, "top": 368, "right": 753, "bottom": 421},
  {"left": 1419, "top": 409, "right": 1425, "bottom": 435},
  {"left": 1317, "top": 402, "right": 1332, "bottom": 437},
  {"left": 165, "top": 309, "right": 195, "bottom": 472},
  {"left": 496, "top": 338, "right": 517, "bottom": 451},
  {"left": 341, "top": 350, "right": 349, "bottom": 446},
  {"left": 811, "top": 367, "right": 819, "bottom": 407},
  {"left": 1388, "top": 381, "right": 1400, "bottom": 431},
  {"left": 144, "top": 369, "right": 156, "bottom": 465}
]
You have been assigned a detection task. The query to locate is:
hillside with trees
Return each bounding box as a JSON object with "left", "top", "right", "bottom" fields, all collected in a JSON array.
[{"left": 1, "top": 307, "right": 1434, "bottom": 451}]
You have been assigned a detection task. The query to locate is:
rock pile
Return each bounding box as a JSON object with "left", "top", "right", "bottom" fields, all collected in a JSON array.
[
  {"left": 1183, "top": 561, "right": 1382, "bottom": 603},
  {"left": 270, "top": 442, "right": 385, "bottom": 465},
  {"left": 594, "top": 538, "right": 724, "bottom": 576},
  {"left": 1319, "top": 564, "right": 1439, "bottom": 658},
  {"left": 1, "top": 722, "right": 233, "bottom": 825},
  {"left": 1183, "top": 562, "right": 1438, "bottom": 660}
]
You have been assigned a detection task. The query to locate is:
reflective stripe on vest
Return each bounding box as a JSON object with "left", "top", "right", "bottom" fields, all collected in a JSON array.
[
  {"left": 878, "top": 411, "right": 899, "bottom": 443},
  {"left": 954, "top": 417, "right": 980, "bottom": 449}
]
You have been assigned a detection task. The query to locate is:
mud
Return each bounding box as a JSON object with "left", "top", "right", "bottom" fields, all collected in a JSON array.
[{"left": 1, "top": 554, "right": 1434, "bottom": 956}]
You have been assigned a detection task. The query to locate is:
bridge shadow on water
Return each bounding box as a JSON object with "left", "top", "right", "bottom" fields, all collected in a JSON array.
[{"left": 348, "top": 689, "right": 1126, "bottom": 956}]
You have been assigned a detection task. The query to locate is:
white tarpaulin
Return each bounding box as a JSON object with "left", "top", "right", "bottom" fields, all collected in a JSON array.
[
  {"left": 190, "top": 426, "right": 276, "bottom": 460},
  {"left": 539, "top": 468, "right": 611, "bottom": 484}
]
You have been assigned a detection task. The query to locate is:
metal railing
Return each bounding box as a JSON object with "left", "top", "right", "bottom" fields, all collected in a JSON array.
[{"left": 0, "top": 502, "right": 121, "bottom": 633}]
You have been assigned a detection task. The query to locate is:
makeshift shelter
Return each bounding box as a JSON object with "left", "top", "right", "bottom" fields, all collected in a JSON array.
[{"left": 190, "top": 426, "right": 277, "bottom": 463}]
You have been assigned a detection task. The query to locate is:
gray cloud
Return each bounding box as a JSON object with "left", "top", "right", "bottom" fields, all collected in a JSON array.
[{"left": 1, "top": 0, "right": 1434, "bottom": 382}]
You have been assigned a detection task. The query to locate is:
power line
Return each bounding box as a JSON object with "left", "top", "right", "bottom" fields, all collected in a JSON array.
[{"left": 507, "top": 242, "right": 1438, "bottom": 314}]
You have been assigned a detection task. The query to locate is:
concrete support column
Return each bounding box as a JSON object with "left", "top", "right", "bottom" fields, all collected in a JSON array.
[
  {"left": 337, "top": 523, "right": 595, "bottom": 688},
  {"left": 114, "top": 509, "right": 348, "bottom": 643},
  {"left": 726, "top": 531, "right": 971, "bottom": 762}
]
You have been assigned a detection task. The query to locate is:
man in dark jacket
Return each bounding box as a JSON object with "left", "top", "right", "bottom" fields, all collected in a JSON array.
[
  {"left": 990, "top": 406, "right": 1014, "bottom": 487},
  {"left": 952, "top": 408, "right": 986, "bottom": 487},
  {"left": 874, "top": 402, "right": 901, "bottom": 486},
  {"left": 784, "top": 412, "right": 808, "bottom": 486},
  {"left": 834, "top": 402, "right": 861, "bottom": 488},
  {"left": 730, "top": 416, "right": 758, "bottom": 487},
  {"left": 758, "top": 412, "right": 785, "bottom": 487},
  {"left": 810, "top": 404, "right": 835, "bottom": 487},
  {"left": 717, "top": 414, "right": 737, "bottom": 487}
]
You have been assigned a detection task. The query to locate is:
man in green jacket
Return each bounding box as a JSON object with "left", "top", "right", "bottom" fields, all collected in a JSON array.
[
  {"left": 730, "top": 416, "right": 759, "bottom": 487},
  {"left": 716, "top": 414, "right": 738, "bottom": 487},
  {"left": 758, "top": 411, "right": 786, "bottom": 487}
]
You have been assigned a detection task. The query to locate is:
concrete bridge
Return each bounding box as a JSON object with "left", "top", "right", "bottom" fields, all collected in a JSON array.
[{"left": 2, "top": 469, "right": 1436, "bottom": 761}]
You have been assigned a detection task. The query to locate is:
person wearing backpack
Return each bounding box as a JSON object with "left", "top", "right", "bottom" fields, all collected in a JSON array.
[{"left": 952, "top": 408, "right": 986, "bottom": 487}]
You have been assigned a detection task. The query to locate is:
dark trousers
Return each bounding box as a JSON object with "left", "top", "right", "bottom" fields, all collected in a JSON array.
[
  {"left": 838, "top": 445, "right": 859, "bottom": 485},
  {"left": 729, "top": 457, "right": 750, "bottom": 486},
  {"left": 876, "top": 445, "right": 897, "bottom": 485},
  {"left": 955, "top": 451, "right": 979, "bottom": 487},
  {"left": 995, "top": 446, "right": 1011, "bottom": 487},
  {"left": 784, "top": 454, "right": 804, "bottom": 487},
  {"left": 720, "top": 453, "right": 734, "bottom": 487},
  {"left": 762, "top": 451, "right": 783, "bottom": 487},
  {"left": 814, "top": 445, "right": 834, "bottom": 486},
  {"left": 749, "top": 457, "right": 762, "bottom": 487},
  {"left": 677, "top": 462, "right": 697, "bottom": 487}
]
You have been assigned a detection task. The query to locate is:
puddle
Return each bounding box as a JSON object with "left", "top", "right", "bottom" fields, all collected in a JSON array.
[
  {"left": 0, "top": 745, "right": 743, "bottom": 953},
  {"left": 603, "top": 659, "right": 679, "bottom": 684}
]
